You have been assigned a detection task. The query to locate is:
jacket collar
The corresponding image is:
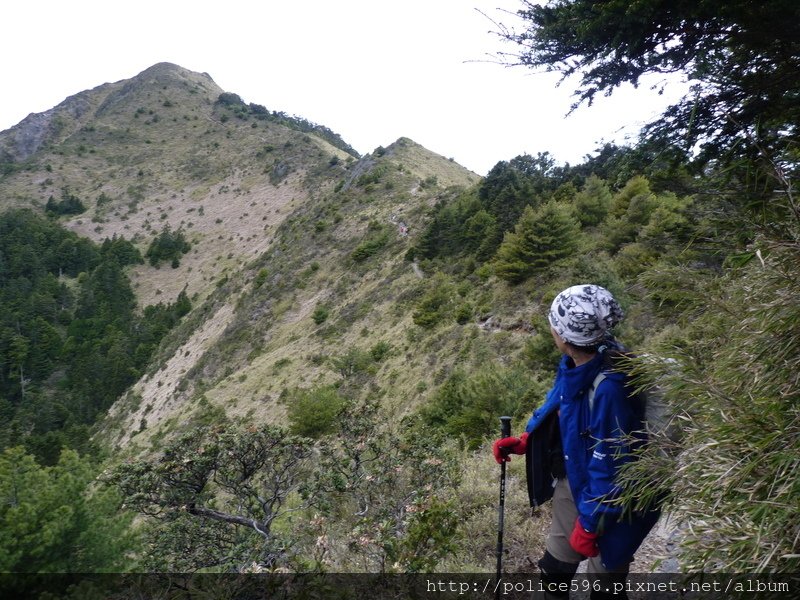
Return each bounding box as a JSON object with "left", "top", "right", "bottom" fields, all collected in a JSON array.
[{"left": 557, "top": 352, "right": 605, "bottom": 400}]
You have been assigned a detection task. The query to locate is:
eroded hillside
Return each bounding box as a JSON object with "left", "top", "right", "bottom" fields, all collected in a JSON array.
[
  {"left": 102, "top": 137, "right": 483, "bottom": 451},
  {"left": 0, "top": 63, "right": 482, "bottom": 454}
]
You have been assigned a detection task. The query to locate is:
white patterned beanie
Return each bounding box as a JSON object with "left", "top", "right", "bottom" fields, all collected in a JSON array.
[{"left": 548, "top": 284, "right": 624, "bottom": 347}]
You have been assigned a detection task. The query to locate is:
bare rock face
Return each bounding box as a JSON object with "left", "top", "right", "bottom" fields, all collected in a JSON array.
[
  {"left": 2, "top": 108, "right": 55, "bottom": 162},
  {"left": 7, "top": 111, "right": 55, "bottom": 160},
  {"left": 0, "top": 89, "right": 97, "bottom": 162}
]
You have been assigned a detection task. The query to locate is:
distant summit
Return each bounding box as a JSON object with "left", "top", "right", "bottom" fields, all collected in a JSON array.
[
  {"left": 0, "top": 61, "right": 477, "bottom": 311},
  {"left": 0, "top": 63, "right": 223, "bottom": 164}
]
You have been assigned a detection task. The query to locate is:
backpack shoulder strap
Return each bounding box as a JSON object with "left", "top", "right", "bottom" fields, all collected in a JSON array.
[{"left": 587, "top": 371, "right": 607, "bottom": 413}]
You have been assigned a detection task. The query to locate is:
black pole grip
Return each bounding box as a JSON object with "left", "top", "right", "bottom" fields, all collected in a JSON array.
[
  {"left": 498, "top": 416, "right": 514, "bottom": 460},
  {"left": 500, "top": 415, "right": 512, "bottom": 438}
]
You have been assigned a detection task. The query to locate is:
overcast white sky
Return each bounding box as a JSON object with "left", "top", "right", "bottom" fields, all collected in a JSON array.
[{"left": 2, "top": 1, "right": 688, "bottom": 176}]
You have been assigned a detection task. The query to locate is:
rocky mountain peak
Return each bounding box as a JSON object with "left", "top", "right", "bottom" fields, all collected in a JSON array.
[{"left": 0, "top": 64, "right": 223, "bottom": 163}]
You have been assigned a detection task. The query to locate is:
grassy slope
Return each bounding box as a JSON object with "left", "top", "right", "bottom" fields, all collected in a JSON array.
[
  {"left": 102, "top": 136, "right": 484, "bottom": 452},
  {"left": 0, "top": 62, "right": 485, "bottom": 455}
]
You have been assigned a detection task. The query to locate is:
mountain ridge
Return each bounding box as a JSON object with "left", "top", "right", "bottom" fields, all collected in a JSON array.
[
  {"left": 0, "top": 62, "right": 482, "bottom": 455},
  {"left": 0, "top": 63, "right": 476, "bottom": 308}
]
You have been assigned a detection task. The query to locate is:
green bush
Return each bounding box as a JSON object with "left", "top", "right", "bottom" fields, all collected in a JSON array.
[
  {"left": 312, "top": 305, "right": 329, "bottom": 325},
  {"left": 351, "top": 229, "right": 389, "bottom": 263},
  {"left": 369, "top": 341, "right": 392, "bottom": 362},
  {"left": 356, "top": 164, "right": 388, "bottom": 187},
  {"left": 330, "top": 347, "right": 375, "bottom": 379},
  {"left": 420, "top": 364, "right": 545, "bottom": 449},
  {"left": 412, "top": 273, "right": 456, "bottom": 328},
  {"left": 521, "top": 318, "right": 562, "bottom": 372},
  {"left": 287, "top": 385, "right": 350, "bottom": 438},
  {"left": 454, "top": 303, "right": 473, "bottom": 325},
  {"left": 420, "top": 175, "right": 438, "bottom": 189},
  {"left": 253, "top": 268, "right": 269, "bottom": 289},
  {"left": 614, "top": 242, "right": 658, "bottom": 280}
]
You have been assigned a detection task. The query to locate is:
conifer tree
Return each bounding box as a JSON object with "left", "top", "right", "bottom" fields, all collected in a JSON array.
[
  {"left": 574, "top": 174, "right": 612, "bottom": 226},
  {"left": 0, "top": 447, "right": 135, "bottom": 572},
  {"left": 494, "top": 201, "right": 581, "bottom": 283}
]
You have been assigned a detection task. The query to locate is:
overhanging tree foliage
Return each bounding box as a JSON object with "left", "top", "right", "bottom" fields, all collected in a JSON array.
[{"left": 498, "top": 0, "right": 800, "bottom": 180}]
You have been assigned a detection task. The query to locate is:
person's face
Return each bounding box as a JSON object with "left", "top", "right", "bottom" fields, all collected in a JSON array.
[{"left": 550, "top": 326, "right": 569, "bottom": 355}]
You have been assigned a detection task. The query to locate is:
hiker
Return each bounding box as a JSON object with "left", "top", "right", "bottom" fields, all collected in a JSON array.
[{"left": 493, "top": 284, "right": 660, "bottom": 599}]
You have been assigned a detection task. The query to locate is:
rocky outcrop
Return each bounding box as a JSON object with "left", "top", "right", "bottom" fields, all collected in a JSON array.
[{"left": 0, "top": 82, "right": 111, "bottom": 162}]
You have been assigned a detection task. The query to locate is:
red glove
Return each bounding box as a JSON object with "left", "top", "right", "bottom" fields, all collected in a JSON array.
[
  {"left": 492, "top": 432, "right": 528, "bottom": 464},
  {"left": 569, "top": 519, "right": 599, "bottom": 557}
]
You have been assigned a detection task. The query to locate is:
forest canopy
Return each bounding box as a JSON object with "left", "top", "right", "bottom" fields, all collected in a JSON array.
[{"left": 0, "top": 210, "right": 190, "bottom": 464}]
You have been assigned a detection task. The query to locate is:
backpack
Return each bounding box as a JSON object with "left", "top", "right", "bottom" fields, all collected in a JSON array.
[
  {"left": 587, "top": 353, "right": 683, "bottom": 453},
  {"left": 587, "top": 357, "right": 681, "bottom": 513}
]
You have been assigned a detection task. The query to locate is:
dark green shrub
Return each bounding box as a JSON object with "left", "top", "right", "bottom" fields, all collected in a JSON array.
[
  {"left": 45, "top": 189, "right": 86, "bottom": 216},
  {"left": 420, "top": 365, "right": 544, "bottom": 449},
  {"left": 312, "top": 305, "right": 329, "bottom": 325},
  {"left": 253, "top": 268, "right": 269, "bottom": 289},
  {"left": 412, "top": 273, "right": 456, "bottom": 328},
  {"left": 145, "top": 225, "right": 190, "bottom": 268},
  {"left": 351, "top": 227, "right": 390, "bottom": 263},
  {"left": 454, "top": 303, "right": 473, "bottom": 325},
  {"left": 419, "top": 175, "right": 438, "bottom": 189},
  {"left": 356, "top": 164, "right": 388, "bottom": 187},
  {"left": 215, "top": 92, "right": 246, "bottom": 107},
  {"left": 330, "top": 346, "right": 376, "bottom": 379},
  {"left": 369, "top": 341, "right": 392, "bottom": 362}
]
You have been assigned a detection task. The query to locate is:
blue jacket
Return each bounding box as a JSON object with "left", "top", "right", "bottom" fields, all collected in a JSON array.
[{"left": 524, "top": 349, "right": 660, "bottom": 570}]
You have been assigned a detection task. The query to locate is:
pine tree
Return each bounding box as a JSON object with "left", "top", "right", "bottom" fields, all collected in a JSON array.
[
  {"left": 574, "top": 174, "right": 613, "bottom": 226},
  {"left": 0, "top": 447, "right": 135, "bottom": 572},
  {"left": 494, "top": 201, "right": 582, "bottom": 283}
]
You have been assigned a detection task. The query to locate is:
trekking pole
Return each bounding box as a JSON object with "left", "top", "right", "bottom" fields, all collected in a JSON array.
[{"left": 495, "top": 415, "right": 512, "bottom": 597}]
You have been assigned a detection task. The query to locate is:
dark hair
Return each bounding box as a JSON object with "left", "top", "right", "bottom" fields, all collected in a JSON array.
[
  {"left": 599, "top": 339, "right": 636, "bottom": 373},
  {"left": 564, "top": 340, "right": 604, "bottom": 354},
  {"left": 566, "top": 336, "right": 632, "bottom": 366},
  {"left": 564, "top": 333, "right": 621, "bottom": 355}
]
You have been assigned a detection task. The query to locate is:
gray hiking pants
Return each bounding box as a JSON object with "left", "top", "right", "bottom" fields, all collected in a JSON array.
[
  {"left": 547, "top": 477, "right": 631, "bottom": 573},
  {"left": 539, "top": 479, "right": 631, "bottom": 599}
]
